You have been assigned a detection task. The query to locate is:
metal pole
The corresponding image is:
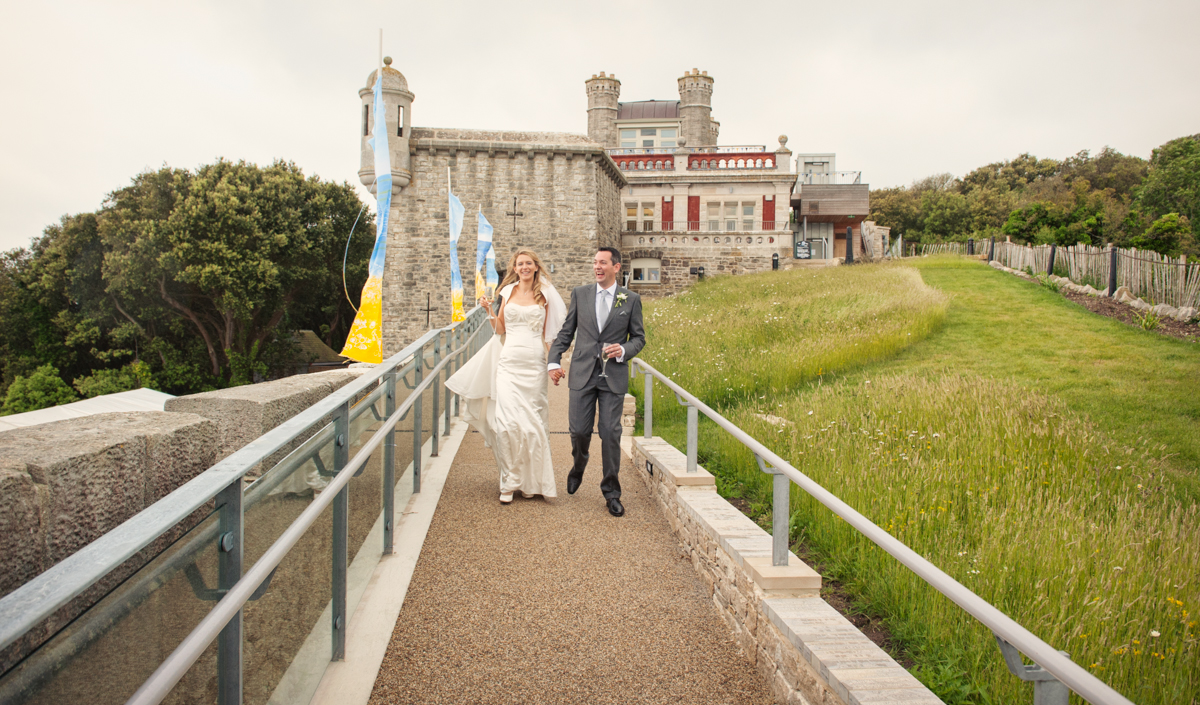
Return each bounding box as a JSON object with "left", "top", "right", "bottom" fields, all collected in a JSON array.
[
  {"left": 643, "top": 372, "right": 653, "bottom": 439},
  {"left": 968, "top": 238, "right": 974, "bottom": 256},
  {"left": 1047, "top": 244, "right": 1057, "bottom": 276},
  {"left": 443, "top": 330, "right": 452, "bottom": 435},
  {"left": 383, "top": 371, "right": 396, "bottom": 555},
  {"left": 845, "top": 226, "right": 854, "bottom": 264},
  {"left": 454, "top": 328, "right": 462, "bottom": 417},
  {"left": 1108, "top": 245, "right": 1118, "bottom": 297},
  {"left": 331, "top": 401, "right": 349, "bottom": 661},
  {"left": 773, "top": 473, "right": 789, "bottom": 566},
  {"left": 431, "top": 333, "right": 440, "bottom": 457},
  {"left": 989, "top": 237, "right": 995, "bottom": 262},
  {"left": 412, "top": 345, "right": 423, "bottom": 494},
  {"left": 686, "top": 404, "right": 697, "bottom": 474},
  {"left": 216, "top": 478, "right": 242, "bottom": 705}
]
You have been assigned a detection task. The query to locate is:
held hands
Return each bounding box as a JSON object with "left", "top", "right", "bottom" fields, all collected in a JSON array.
[{"left": 549, "top": 368, "right": 564, "bottom": 385}]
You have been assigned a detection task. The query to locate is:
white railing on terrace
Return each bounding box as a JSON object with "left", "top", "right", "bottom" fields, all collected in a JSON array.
[
  {"left": 607, "top": 144, "right": 769, "bottom": 156},
  {"left": 796, "top": 170, "right": 862, "bottom": 185},
  {"left": 632, "top": 359, "right": 1133, "bottom": 705}
]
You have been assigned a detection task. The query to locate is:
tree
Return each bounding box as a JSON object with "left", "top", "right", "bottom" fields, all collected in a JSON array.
[
  {"left": 1, "top": 364, "right": 77, "bottom": 414},
  {"left": 100, "top": 160, "right": 372, "bottom": 384},
  {"left": 1129, "top": 213, "right": 1195, "bottom": 257},
  {"left": 1136, "top": 134, "right": 1200, "bottom": 236}
]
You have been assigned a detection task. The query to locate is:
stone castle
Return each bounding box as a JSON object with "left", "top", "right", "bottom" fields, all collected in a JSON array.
[{"left": 359, "top": 60, "right": 877, "bottom": 357}]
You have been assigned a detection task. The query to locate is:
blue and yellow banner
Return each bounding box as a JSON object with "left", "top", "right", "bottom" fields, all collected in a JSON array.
[
  {"left": 342, "top": 69, "right": 393, "bottom": 363},
  {"left": 448, "top": 185, "right": 466, "bottom": 322},
  {"left": 475, "top": 210, "right": 493, "bottom": 303}
]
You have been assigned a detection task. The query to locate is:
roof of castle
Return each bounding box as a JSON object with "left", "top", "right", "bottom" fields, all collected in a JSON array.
[
  {"left": 617, "top": 101, "right": 680, "bottom": 120},
  {"left": 364, "top": 65, "right": 409, "bottom": 93}
]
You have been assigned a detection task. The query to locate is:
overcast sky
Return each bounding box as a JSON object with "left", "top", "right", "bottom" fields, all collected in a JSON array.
[{"left": 2, "top": 0, "right": 1196, "bottom": 251}]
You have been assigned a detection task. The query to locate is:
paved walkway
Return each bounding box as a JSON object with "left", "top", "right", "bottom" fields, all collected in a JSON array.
[{"left": 367, "top": 379, "right": 773, "bottom": 704}]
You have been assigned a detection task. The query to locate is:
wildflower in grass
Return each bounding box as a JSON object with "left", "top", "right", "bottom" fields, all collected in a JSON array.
[{"left": 1151, "top": 630, "right": 1160, "bottom": 637}]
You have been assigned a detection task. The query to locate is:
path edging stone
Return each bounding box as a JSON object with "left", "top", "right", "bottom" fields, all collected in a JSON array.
[{"left": 632, "top": 435, "right": 943, "bottom": 705}]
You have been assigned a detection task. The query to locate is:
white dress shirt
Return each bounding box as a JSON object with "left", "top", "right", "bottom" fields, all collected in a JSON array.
[{"left": 547, "top": 282, "right": 624, "bottom": 371}]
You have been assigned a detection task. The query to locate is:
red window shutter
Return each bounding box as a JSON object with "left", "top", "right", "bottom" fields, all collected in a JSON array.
[
  {"left": 763, "top": 195, "right": 775, "bottom": 231},
  {"left": 688, "top": 196, "right": 700, "bottom": 231},
  {"left": 662, "top": 197, "right": 673, "bottom": 230}
]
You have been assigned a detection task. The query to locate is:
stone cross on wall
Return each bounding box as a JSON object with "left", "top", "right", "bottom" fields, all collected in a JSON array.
[{"left": 505, "top": 197, "right": 524, "bottom": 234}]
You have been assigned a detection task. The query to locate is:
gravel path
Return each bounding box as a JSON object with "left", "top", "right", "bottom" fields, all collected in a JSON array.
[{"left": 368, "top": 379, "right": 773, "bottom": 705}]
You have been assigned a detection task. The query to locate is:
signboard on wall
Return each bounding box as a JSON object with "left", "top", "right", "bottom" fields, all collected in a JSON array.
[{"left": 794, "top": 239, "right": 812, "bottom": 260}]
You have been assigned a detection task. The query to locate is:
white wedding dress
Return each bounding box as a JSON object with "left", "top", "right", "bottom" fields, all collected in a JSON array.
[{"left": 446, "top": 300, "right": 557, "bottom": 497}]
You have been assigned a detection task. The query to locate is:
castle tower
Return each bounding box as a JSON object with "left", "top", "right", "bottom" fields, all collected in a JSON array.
[
  {"left": 678, "top": 69, "right": 717, "bottom": 148},
  {"left": 359, "top": 56, "right": 413, "bottom": 194},
  {"left": 585, "top": 72, "right": 620, "bottom": 148}
]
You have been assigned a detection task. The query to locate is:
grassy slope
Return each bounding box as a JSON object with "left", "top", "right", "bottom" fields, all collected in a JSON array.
[
  {"left": 851, "top": 258, "right": 1200, "bottom": 501},
  {"left": 637, "top": 257, "right": 1200, "bottom": 704}
]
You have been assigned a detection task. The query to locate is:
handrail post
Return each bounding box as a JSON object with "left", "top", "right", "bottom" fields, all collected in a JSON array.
[
  {"left": 755, "top": 456, "right": 789, "bottom": 567},
  {"left": 686, "top": 403, "right": 697, "bottom": 474},
  {"left": 331, "top": 400, "right": 349, "bottom": 661},
  {"left": 443, "top": 330, "right": 452, "bottom": 435},
  {"left": 453, "top": 327, "right": 462, "bottom": 417},
  {"left": 412, "top": 344, "right": 424, "bottom": 493},
  {"left": 382, "top": 371, "right": 396, "bottom": 555},
  {"left": 431, "top": 332, "right": 441, "bottom": 458},
  {"left": 643, "top": 370, "right": 653, "bottom": 439},
  {"left": 216, "top": 477, "right": 243, "bottom": 705},
  {"left": 995, "top": 636, "right": 1070, "bottom": 705}
]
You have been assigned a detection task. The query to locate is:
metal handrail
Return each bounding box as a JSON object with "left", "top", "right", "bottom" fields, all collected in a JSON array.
[
  {"left": 0, "top": 324, "right": 443, "bottom": 656},
  {"left": 630, "top": 358, "right": 1134, "bottom": 705},
  {"left": 126, "top": 327, "right": 482, "bottom": 704}
]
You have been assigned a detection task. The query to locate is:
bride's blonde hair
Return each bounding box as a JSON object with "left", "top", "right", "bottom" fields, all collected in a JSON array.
[{"left": 499, "top": 249, "right": 550, "bottom": 307}]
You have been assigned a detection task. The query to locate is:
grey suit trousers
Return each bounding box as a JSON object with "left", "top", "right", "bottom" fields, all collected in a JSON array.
[{"left": 568, "top": 363, "right": 624, "bottom": 499}]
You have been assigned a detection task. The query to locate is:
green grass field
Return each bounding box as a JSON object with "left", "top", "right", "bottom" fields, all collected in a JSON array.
[{"left": 634, "top": 257, "right": 1200, "bottom": 704}]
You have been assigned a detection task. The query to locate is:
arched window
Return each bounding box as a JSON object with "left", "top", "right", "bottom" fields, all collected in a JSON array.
[
  {"left": 757, "top": 237, "right": 763, "bottom": 244},
  {"left": 725, "top": 237, "right": 731, "bottom": 243},
  {"left": 638, "top": 237, "right": 645, "bottom": 244},
  {"left": 691, "top": 160, "right": 699, "bottom": 169},
  {"left": 765, "top": 159, "right": 773, "bottom": 168},
  {"left": 736, "top": 237, "right": 742, "bottom": 244},
  {"left": 737, "top": 159, "right": 745, "bottom": 168},
  {"left": 655, "top": 160, "right": 662, "bottom": 170},
  {"left": 719, "top": 159, "right": 727, "bottom": 169},
  {"left": 638, "top": 161, "right": 645, "bottom": 170},
  {"left": 768, "top": 237, "right": 774, "bottom": 243},
  {"left": 755, "top": 159, "right": 763, "bottom": 168}
]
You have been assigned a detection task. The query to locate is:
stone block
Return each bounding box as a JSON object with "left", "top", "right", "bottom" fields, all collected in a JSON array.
[
  {"left": 0, "top": 463, "right": 45, "bottom": 596},
  {"left": 633, "top": 436, "right": 716, "bottom": 487},
  {"left": 745, "top": 555, "right": 822, "bottom": 595},
  {"left": 166, "top": 369, "right": 365, "bottom": 474},
  {"left": 0, "top": 411, "right": 217, "bottom": 596}
]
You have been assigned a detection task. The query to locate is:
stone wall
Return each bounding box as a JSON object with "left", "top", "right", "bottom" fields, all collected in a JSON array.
[
  {"left": 623, "top": 234, "right": 805, "bottom": 297},
  {"left": 631, "top": 436, "right": 941, "bottom": 705},
  {"left": 0, "top": 370, "right": 377, "bottom": 673},
  {"left": 381, "top": 128, "right": 626, "bottom": 355}
]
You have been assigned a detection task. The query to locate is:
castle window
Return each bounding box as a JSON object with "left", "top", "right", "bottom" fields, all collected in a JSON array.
[
  {"left": 736, "top": 237, "right": 742, "bottom": 243},
  {"left": 620, "top": 129, "right": 635, "bottom": 149},
  {"left": 768, "top": 237, "right": 775, "bottom": 243},
  {"left": 755, "top": 158, "right": 763, "bottom": 168},
  {"left": 707, "top": 203, "right": 720, "bottom": 232},
  {"left": 638, "top": 161, "right": 645, "bottom": 170},
  {"left": 362, "top": 105, "right": 369, "bottom": 137},
  {"left": 725, "top": 237, "right": 731, "bottom": 243},
  {"left": 622, "top": 141, "right": 635, "bottom": 148},
  {"left": 639, "top": 237, "right": 645, "bottom": 244},
  {"left": 765, "top": 159, "right": 773, "bottom": 168},
  {"left": 655, "top": 161, "right": 663, "bottom": 169},
  {"left": 641, "top": 128, "right": 656, "bottom": 136},
  {"left": 719, "top": 159, "right": 727, "bottom": 169},
  {"left": 691, "top": 160, "right": 699, "bottom": 169},
  {"left": 737, "top": 159, "right": 745, "bottom": 168},
  {"left": 661, "top": 129, "right": 676, "bottom": 139},
  {"left": 643, "top": 140, "right": 654, "bottom": 148},
  {"left": 626, "top": 203, "right": 637, "bottom": 232},
  {"left": 397, "top": 106, "right": 404, "bottom": 137},
  {"left": 661, "top": 141, "right": 675, "bottom": 148},
  {"left": 631, "top": 258, "right": 661, "bottom": 283},
  {"left": 743, "top": 203, "right": 755, "bottom": 231}
]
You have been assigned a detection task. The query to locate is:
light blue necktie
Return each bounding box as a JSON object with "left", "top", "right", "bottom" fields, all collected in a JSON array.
[{"left": 597, "top": 288, "right": 609, "bottom": 330}]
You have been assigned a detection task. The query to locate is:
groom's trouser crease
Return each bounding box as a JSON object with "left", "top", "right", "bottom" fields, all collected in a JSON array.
[{"left": 367, "top": 379, "right": 773, "bottom": 705}]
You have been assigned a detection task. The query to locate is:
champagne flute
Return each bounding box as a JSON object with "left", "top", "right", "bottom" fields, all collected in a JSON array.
[{"left": 598, "top": 343, "right": 612, "bottom": 378}]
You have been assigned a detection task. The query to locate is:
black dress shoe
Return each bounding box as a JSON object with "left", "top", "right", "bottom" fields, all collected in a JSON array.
[
  {"left": 607, "top": 498, "right": 625, "bottom": 517},
  {"left": 567, "top": 475, "right": 582, "bottom": 495}
]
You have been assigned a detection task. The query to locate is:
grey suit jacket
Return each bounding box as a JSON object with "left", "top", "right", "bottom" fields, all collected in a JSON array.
[{"left": 548, "top": 284, "right": 646, "bottom": 394}]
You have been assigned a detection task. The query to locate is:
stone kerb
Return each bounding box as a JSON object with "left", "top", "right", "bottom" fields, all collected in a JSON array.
[
  {"left": 164, "top": 369, "right": 367, "bottom": 476},
  {"left": 631, "top": 435, "right": 941, "bottom": 705}
]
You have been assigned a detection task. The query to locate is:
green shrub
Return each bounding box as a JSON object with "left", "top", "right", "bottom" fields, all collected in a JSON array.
[{"left": 2, "top": 364, "right": 77, "bottom": 414}]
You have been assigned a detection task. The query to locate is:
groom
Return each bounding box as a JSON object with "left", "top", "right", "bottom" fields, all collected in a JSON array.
[{"left": 548, "top": 247, "right": 645, "bottom": 517}]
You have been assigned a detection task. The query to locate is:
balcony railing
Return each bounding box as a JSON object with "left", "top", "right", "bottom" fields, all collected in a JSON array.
[
  {"left": 606, "top": 145, "right": 768, "bottom": 156},
  {"left": 796, "top": 171, "right": 862, "bottom": 185}
]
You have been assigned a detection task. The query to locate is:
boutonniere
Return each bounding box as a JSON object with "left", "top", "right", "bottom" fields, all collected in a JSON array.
[{"left": 614, "top": 292, "right": 628, "bottom": 308}]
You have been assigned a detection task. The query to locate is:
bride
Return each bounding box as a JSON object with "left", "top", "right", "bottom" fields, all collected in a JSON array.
[{"left": 445, "top": 249, "right": 566, "bottom": 503}]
